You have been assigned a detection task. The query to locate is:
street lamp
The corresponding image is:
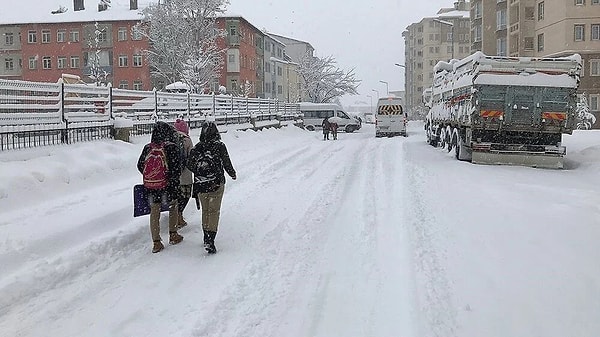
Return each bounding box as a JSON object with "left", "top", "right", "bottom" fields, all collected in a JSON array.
[
  {"left": 371, "top": 89, "right": 379, "bottom": 100},
  {"left": 379, "top": 80, "right": 389, "bottom": 96},
  {"left": 394, "top": 63, "right": 406, "bottom": 68},
  {"left": 433, "top": 18, "right": 454, "bottom": 60}
]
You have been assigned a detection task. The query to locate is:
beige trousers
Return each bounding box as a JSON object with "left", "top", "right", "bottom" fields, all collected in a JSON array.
[
  {"left": 150, "top": 201, "right": 178, "bottom": 242},
  {"left": 198, "top": 184, "right": 225, "bottom": 232}
]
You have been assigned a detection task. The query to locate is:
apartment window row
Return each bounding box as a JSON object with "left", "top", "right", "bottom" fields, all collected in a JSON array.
[
  {"left": 27, "top": 55, "right": 81, "bottom": 69},
  {"left": 118, "top": 54, "right": 144, "bottom": 67},
  {"left": 118, "top": 80, "right": 143, "bottom": 90},
  {"left": 575, "top": 0, "right": 600, "bottom": 4},
  {"left": 574, "top": 24, "right": 600, "bottom": 41},
  {"left": 25, "top": 27, "right": 141, "bottom": 44}
]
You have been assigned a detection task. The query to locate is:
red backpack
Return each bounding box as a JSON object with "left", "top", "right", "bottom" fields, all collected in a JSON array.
[{"left": 143, "top": 142, "right": 169, "bottom": 190}]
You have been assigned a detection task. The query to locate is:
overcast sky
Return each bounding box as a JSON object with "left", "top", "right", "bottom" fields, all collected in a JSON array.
[{"left": 227, "top": 0, "right": 457, "bottom": 107}]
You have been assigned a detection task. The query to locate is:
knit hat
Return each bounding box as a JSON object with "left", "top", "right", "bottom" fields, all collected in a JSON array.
[{"left": 174, "top": 118, "right": 189, "bottom": 135}]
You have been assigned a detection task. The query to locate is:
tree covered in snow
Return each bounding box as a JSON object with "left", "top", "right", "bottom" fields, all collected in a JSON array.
[
  {"left": 138, "top": 0, "right": 228, "bottom": 92},
  {"left": 87, "top": 22, "right": 110, "bottom": 86},
  {"left": 298, "top": 54, "right": 360, "bottom": 103},
  {"left": 576, "top": 94, "right": 596, "bottom": 130}
]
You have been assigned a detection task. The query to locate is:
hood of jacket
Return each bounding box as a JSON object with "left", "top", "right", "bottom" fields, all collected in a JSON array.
[
  {"left": 199, "top": 121, "right": 221, "bottom": 143},
  {"left": 151, "top": 121, "right": 175, "bottom": 143}
]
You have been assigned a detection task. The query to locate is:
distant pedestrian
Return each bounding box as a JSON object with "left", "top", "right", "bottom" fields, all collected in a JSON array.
[
  {"left": 322, "top": 117, "right": 331, "bottom": 140},
  {"left": 187, "top": 121, "right": 237, "bottom": 254},
  {"left": 137, "top": 121, "right": 184, "bottom": 253},
  {"left": 173, "top": 118, "right": 194, "bottom": 229},
  {"left": 328, "top": 118, "right": 339, "bottom": 140}
]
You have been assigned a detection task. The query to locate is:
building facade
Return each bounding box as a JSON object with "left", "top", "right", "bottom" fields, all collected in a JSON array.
[
  {"left": 0, "top": 0, "right": 152, "bottom": 90},
  {"left": 403, "top": 0, "right": 471, "bottom": 116},
  {"left": 267, "top": 33, "right": 314, "bottom": 102},
  {"left": 216, "top": 16, "right": 264, "bottom": 98}
]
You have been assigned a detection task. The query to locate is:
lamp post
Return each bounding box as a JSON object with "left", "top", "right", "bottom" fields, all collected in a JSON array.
[
  {"left": 433, "top": 18, "right": 454, "bottom": 60},
  {"left": 366, "top": 94, "right": 373, "bottom": 115},
  {"left": 379, "top": 80, "right": 389, "bottom": 97},
  {"left": 371, "top": 89, "right": 379, "bottom": 100}
]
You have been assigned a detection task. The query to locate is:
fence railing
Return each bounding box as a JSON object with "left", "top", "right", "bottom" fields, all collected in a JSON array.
[{"left": 0, "top": 79, "right": 302, "bottom": 151}]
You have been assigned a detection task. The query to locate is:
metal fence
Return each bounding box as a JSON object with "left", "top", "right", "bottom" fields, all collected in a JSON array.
[{"left": 0, "top": 79, "right": 302, "bottom": 151}]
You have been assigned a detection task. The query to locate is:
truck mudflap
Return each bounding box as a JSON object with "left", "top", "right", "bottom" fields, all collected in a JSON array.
[{"left": 471, "top": 143, "right": 566, "bottom": 169}]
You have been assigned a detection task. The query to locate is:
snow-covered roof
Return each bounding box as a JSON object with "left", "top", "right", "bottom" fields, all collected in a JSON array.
[
  {"left": 0, "top": 0, "right": 155, "bottom": 25},
  {"left": 437, "top": 10, "right": 470, "bottom": 19}
]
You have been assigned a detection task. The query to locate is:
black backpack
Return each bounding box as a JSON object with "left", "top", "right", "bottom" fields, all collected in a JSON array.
[{"left": 188, "top": 144, "right": 222, "bottom": 193}]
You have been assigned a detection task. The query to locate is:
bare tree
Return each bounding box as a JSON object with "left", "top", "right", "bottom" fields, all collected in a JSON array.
[
  {"left": 298, "top": 54, "right": 360, "bottom": 103},
  {"left": 138, "top": 0, "right": 228, "bottom": 92}
]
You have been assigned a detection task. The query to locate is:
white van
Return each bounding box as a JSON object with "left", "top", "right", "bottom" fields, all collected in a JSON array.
[
  {"left": 376, "top": 97, "right": 407, "bottom": 137},
  {"left": 299, "top": 102, "right": 361, "bottom": 133}
]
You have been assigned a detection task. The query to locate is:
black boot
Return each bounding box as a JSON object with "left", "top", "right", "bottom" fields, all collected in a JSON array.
[{"left": 203, "top": 230, "right": 217, "bottom": 254}]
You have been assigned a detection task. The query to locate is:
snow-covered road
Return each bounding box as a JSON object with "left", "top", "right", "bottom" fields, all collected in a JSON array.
[{"left": 1, "top": 122, "right": 599, "bottom": 337}]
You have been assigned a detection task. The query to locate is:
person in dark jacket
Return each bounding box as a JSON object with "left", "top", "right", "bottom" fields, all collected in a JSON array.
[
  {"left": 137, "top": 121, "right": 184, "bottom": 253},
  {"left": 187, "top": 121, "right": 236, "bottom": 254},
  {"left": 322, "top": 117, "right": 330, "bottom": 140}
]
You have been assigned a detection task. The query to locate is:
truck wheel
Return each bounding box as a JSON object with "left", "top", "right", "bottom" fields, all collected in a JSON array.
[
  {"left": 306, "top": 125, "right": 315, "bottom": 131},
  {"left": 345, "top": 125, "right": 356, "bottom": 133}
]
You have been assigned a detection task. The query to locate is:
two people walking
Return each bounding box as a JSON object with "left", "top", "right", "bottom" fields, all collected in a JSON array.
[
  {"left": 138, "top": 119, "right": 236, "bottom": 254},
  {"left": 322, "top": 117, "right": 339, "bottom": 141}
]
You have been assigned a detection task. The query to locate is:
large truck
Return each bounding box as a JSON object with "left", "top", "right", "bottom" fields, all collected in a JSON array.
[{"left": 423, "top": 52, "right": 581, "bottom": 169}]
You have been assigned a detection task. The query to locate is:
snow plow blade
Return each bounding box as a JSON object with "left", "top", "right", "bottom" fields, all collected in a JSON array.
[{"left": 472, "top": 151, "right": 564, "bottom": 169}]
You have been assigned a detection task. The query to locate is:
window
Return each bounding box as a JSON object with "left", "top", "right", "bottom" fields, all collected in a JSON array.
[
  {"left": 525, "top": 6, "right": 535, "bottom": 20},
  {"left": 447, "top": 46, "right": 453, "bottom": 54},
  {"left": 265, "top": 62, "right": 271, "bottom": 73},
  {"left": 265, "top": 42, "right": 271, "bottom": 52},
  {"left": 593, "top": 24, "right": 600, "bottom": 40},
  {"left": 265, "top": 82, "right": 271, "bottom": 93},
  {"left": 5, "top": 32, "right": 14, "bottom": 46},
  {"left": 70, "top": 56, "right": 80, "bottom": 68},
  {"left": 591, "top": 59, "right": 600, "bottom": 76},
  {"left": 447, "top": 32, "right": 453, "bottom": 42},
  {"left": 42, "top": 56, "right": 51, "bottom": 69},
  {"left": 133, "top": 54, "right": 142, "bottom": 67},
  {"left": 70, "top": 30, "right": 79, "bottom": 42},
  {"left": 497, "top": 37, "right": 507, "bottom": 56},
  {"left": 5, "top": 58, "right": 14, "bottom": 71},
  {"left": 497, "top": 9, "right": 507, "bottom": 30},
  {"left": 590, "top": 95, "right": 599, "bottom": 111},
  {"left": 593, "top": 0, "right": 600, "bottom": 4},
  {"left": 228, "top": 54, "right": 235, "bottom": 63},
  {"left": 575, "top": 0, "right": 585, "bottom": 4},
  {"left": 118, "top": 27, "right": 127, "bottom": 41},
  {"left": 119, "top": 80, "right": 129, "bottom": 89},
  {"left": 473, "top": 25, "right": 482, "bottom": 42},
  {"left": 118, "top": 55, "right": 128, "bottom": 67},
  {"left": 429, "top": 46, "right": 434, "bottom": 53},
  {"left": 277, "top": 85, "right": 282, "bottom": 94},
  {"left": 97, "top": 30, "right": 107, "bottom": 43},
  {"left": 537, "top": 33, "right": 544, "bottom": 52},
  {"left": 575, "top": 25, "right": 585, "bottom": 41},
  {"left": 473, "top": 2, "right": 482, "bottom": 18},
  {"left": 538, "top": 2, "right": 544, "bottom": 21},
  {"left": 42, "top": 30, "right": 51, "bottom": 43},
  {"left": 57, "top": 30, "right": 66, "bottom": 42},
  {"left": 57, "top": 56, "right": 67, "bottom": 69},
  {"left": 133, "top": 80, "right": 143, "bottom": 90},
  {"left": 28, "top": 56, "right": 36, "bottom": 69},
  {"left": 277, "top": 66, "right": 282, "bottom": 76},
  {"left": 28, "top": 30, "right": 37, "bottom": 43}
]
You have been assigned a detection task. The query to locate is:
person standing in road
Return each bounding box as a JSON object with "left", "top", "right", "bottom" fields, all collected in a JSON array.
[
  {"left": 322, "top": 117, "right": 331, "bottom": 140},
  {"left": 137, "top": 121, "right": 184, "bottom": 253},
  {"left": 173, "top": 118, "right": 194, "bottom": 229},
  {"left": 328, "top": 118, "right": 339, "bottom": 140},
  {"left": 187, "top": 121, "right": 237, "bottom": 254}
]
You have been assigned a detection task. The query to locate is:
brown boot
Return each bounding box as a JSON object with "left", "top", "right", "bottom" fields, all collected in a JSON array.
[
  {"left": 152, "top": 240, "right": 164, "bottom": 253},
  {"left": 177, "top": 212, "right": 188, "bottom": 230},
  {"left": 169, "top": 231, "right": 183, "bottom": 245}
]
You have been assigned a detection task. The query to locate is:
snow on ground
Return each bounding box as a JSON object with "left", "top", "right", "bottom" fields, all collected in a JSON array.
[{"left": 0, "top": 122, "right": 599, "bottom": 337}]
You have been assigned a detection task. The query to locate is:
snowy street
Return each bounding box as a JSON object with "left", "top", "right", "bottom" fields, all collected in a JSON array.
[{"left": 1, "top": 122, "right": 599, "bottom": 337}]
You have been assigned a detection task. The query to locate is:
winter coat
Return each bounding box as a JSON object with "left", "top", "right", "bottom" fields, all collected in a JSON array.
[
  {"left": 187, "top": 121, "right": 236, "bottom": 194},
  {"left": 137, "top": 121, "right": 182, "bottom": 196},
  {"left": 322, "top": 118, "right": 330, "bottom": 133},
  {"left": 176, "top": 130, "right": 194, "bottom": 185}
]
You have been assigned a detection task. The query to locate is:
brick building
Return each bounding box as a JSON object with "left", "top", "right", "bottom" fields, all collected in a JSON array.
[{"left": 0, "top": 0, "right": 152, "bottom": 90}]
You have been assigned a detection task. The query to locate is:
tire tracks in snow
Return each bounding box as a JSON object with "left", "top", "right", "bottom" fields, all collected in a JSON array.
[{"left": 402, "top": 141, "right": 458, "bottom": 337}]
